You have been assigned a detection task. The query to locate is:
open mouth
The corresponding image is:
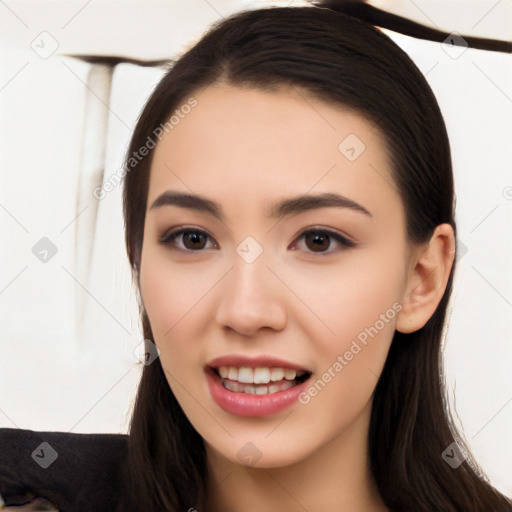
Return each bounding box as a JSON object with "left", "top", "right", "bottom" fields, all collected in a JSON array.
[{"left": 208, "top": 366, "right": 312, "bottom": 395}]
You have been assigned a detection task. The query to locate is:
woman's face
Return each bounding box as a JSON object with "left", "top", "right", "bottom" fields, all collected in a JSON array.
[{"left": 139, "top": 84, "right": 410, "bottom": 468}]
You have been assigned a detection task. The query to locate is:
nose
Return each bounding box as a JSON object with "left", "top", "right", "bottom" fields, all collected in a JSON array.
[{"left": 215, "top": 254, "right": 287, "bottom": 336}]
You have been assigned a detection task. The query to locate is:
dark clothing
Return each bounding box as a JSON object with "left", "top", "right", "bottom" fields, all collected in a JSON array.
[{"left": 0, "top": 428, "right": 127, "bottom": 511}]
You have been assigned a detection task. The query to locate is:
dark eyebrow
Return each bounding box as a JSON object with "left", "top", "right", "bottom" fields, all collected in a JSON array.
[
  {"left": 269, "top": 192, "right": 372, "bottom": 218},
  {"left": 149, "top": 191, "right": 372, "bottom": 219},
  {"left": 149, "top": 191, "right": 223, "bottom": 218}
]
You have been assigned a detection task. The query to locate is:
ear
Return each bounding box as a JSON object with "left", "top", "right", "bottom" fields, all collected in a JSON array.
[{"left": 395, "top": 223, "right": 456, "bottom": 334}]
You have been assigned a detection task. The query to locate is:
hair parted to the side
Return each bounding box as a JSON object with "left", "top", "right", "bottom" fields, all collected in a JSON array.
[{"left": 118, "top": 4, "right": 512, "bottom": 512}]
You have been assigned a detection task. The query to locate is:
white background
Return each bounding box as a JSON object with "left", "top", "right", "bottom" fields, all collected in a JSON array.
[{"left": 0, "top": 0, "right": 511, "bottom": 497}]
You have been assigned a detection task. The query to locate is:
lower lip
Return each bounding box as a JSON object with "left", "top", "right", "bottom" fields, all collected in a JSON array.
[{"left": 205, "top": 368, "right": 310, "bottom": 417}]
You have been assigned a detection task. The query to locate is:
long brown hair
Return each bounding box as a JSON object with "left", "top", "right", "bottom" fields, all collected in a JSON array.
[{"left": 118, "top": 4, "right": 512, "bottom": 511}]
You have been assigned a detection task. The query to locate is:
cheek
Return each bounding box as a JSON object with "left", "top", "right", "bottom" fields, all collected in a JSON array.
[
  {"left": 139, "top": 246, "right": 210, "bottom": 338},
  {"left": 295, "top": 288, "right": 399, "bottom": 437},
  {"left": 288, "top": 245, "right": 404, "bottom": 415},
  {"left": 284, "top": 245, "right": 405, "bottom": 351},
  {"left": 139, "top": 255, "right": 205, "bottom": 402},
  {"left": 138, "top": 246, "right": 225, "bottom": 388},
  {"left": 139, "top": 260, "right": 177, "bottom": 338}
]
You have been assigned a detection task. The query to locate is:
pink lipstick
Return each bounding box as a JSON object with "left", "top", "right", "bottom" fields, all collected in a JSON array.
[{"left": 205, "top": 355, "right": 312, "bottom": 417}]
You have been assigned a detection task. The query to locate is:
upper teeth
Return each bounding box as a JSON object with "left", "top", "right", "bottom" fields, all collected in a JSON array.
[{"left": 217, "top": 366, "right": 306, "bottom": 384}]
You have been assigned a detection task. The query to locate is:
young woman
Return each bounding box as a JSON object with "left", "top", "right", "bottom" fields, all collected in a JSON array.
[
  {"left": 117, "top": 3, "right": 512, "bottom": 512},
  {"left": 1, "top": 2, "right": 510, "bottom": 511}
]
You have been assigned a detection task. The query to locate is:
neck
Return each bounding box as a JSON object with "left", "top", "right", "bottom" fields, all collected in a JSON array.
[{"left": 204, "top": 403, "right": 388, "bottom": 512}]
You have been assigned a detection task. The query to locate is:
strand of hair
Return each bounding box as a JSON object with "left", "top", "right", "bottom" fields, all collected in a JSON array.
[{"left": 314, "top": 0, "right": 512, "bottom": 53}]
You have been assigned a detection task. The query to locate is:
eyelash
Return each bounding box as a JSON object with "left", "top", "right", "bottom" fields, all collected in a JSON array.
[{"left": 159, "top": 227, "right": 356, "bottom": 254}]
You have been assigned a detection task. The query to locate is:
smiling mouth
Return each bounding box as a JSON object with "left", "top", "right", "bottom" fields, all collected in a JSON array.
[{"left": 209, "top": 366, "right": 312, "bottom": 395}]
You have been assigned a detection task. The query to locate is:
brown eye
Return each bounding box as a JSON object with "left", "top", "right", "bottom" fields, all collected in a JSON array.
[
  {"left": 293, "top": 229, "right": 355, "bottom": 254},
  {"left": 305, "top": 232, "right": 331, "bottom": 252},
  {"left": 160, "top": 228, "right": 217, "bottom": 251},
  {"left": 182, "top": 231, "right": 207, "bottom": 250}
]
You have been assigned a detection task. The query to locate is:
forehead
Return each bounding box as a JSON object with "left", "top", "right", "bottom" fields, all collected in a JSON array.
[{"left": 147, "top": 84, "right": 402, "bottom": 222}]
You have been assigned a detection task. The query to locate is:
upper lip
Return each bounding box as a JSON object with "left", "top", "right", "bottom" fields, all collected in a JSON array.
[{"left": 206, "top": 354, "right": 311, "bottom": 372}]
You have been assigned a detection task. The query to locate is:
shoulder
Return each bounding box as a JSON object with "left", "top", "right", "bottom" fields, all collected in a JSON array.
[{"left": 0, "top": 427, "right": 128, "bottom": 511}]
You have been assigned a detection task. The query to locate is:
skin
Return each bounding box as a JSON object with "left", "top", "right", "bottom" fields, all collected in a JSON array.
[{"left": 139, "top": 84, "right": 455, "bottom": 512}]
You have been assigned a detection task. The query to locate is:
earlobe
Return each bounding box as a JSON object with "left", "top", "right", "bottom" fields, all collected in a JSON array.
[{"left": 396, "top": 223, "right": 455, "bottom": 334}]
